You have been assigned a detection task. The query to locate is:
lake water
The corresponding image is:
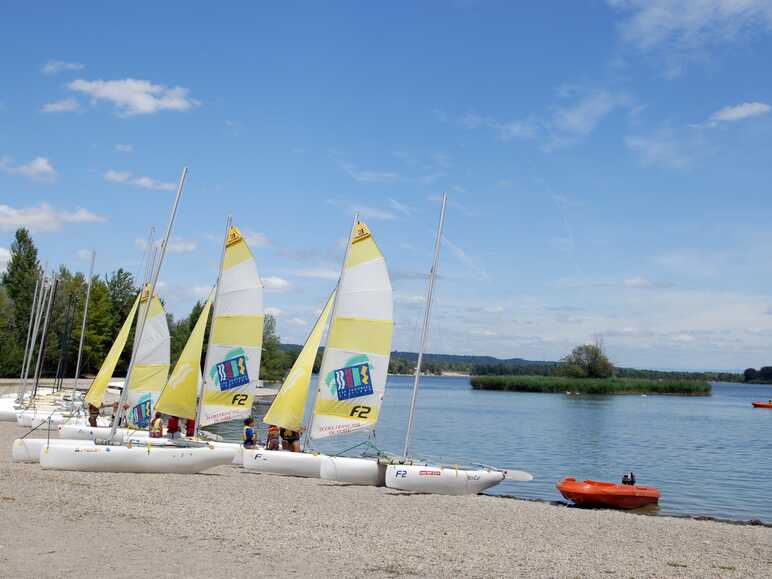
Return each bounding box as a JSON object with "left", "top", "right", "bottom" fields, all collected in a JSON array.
[{"left": 210, "top": 376, "right": 772, "bottom": 523}]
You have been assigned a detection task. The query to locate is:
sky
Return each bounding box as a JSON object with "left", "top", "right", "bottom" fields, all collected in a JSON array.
[{"left": 2, "top": 1, "right": 772, "bottom": 371}]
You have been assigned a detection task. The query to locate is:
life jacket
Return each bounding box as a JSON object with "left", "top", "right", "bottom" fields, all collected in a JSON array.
[
  {"left": 150, "top": 417, "right": 163, "bottom": 435},
  {"left": 243, "top": 426, "right": 255, "bottom": 444},
  {"left": 167, "top": 416, "right": 180, "bottom": 433},
  {"left": 266, "top": 425, "right": 280, "bottom": 439}
]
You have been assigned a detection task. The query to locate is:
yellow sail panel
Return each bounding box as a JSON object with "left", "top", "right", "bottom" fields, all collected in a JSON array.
[
  {"left": 84, "top": 293, "right": 141, "bottom": 408},
  {"left": 155, "top": 293, "right": 213, "bottom": 420},
  {"left": 311, "top": 220, "right": 393, "bottom": 440},
  {"left": 263, "top": 291, "right": 335, "bottom": 431},
  {"left": 126, "top": 291, "right": 171, "bottom": 428},
  {"left": 200, "top": 224, "right": 264, "bottom": 427}
]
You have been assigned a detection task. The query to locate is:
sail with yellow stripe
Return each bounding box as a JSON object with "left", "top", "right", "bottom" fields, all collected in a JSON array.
[
  {"left": 310, "top": 220, "right": 393, "bottom": 439},
  {"left": 125, "top": 285, "right": 171, "bottom": 428},
  {"left": 155, "top": 292, "right": 213, "bottom": 420},
  {"left": 84, "top": 293, "right": 141, "bottom": 408},
  {"left": 199, "top": 225, "right": 264, "bottom": 427},
  {"left": 262, "top": 291, "right": 335, "bottom": 431}
]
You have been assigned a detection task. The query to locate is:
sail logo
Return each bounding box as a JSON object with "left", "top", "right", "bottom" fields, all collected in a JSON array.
[
  {"left": 333, "top": 362, "right": 373, "bottom": 401},
  {"left": 215, "top": 355, "right": 249, "bottom": 391},
  {"left": 168, "top": 363, "right": 194, "bottom": 390}
]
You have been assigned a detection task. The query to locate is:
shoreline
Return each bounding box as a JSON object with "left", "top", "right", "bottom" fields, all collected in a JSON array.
[{"left": 1, "top": 422, "right": 771, "bottom": 577}]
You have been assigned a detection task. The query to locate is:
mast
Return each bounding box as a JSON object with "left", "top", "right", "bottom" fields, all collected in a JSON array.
[
  {"left": 402, "top": 193, "right": 447, "bottom": 459},
  {"left": 32, "top": 275, "right": 58, "bottom": 401},
  {"left": 304, "top": 211, "right": 359, "bottom": 448},
  {"left": 194, "top": 214, "right": 231, "bottom": 434},
  {"left": 16, "top": 274, "right": 41, "bottom": 401},
  {"left": 110, "top": 167, "right": 188, "bottom": 439},
  {"left": 72, "top": 250, "right": 95, "bottom": 393},
  {"left": 18, "top": 273, "right": 48, "bottom": 403}
]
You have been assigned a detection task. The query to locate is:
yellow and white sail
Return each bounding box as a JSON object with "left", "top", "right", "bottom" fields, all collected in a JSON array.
[
  {"left": 125, "top": 285, "right": 171, "bottom": 428},
  {"left": 263, "top": 291, "right": 335, "bottom": 431},
  {"left": 155, "top": 292, "right": 213, "bottom": 420},
  {"left": 84, "top": 294, "right": 141, "bottom": 408},
  {"left": 310, "top": 221, "right": 393, "bottom": 439},
  {"left": 200, "top": 225, "right": 264, "bottom": 427}
]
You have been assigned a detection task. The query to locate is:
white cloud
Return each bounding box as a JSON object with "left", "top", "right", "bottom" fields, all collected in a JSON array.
[
  {"left": 546, "top": 91, "right": 631, "bottom": 149},
  {"left": 339, "top": 162, "right": 399, "bottom": 183},
  {"left": 135, "top": 237, "right": 197, "bottom": 253},
  {"left": 41, "top": 98, "right": 79, "bottom": 113},
  {"left": 609, "top": 0, "right": 772, "bottom": 50},
  {"left": 354, "top": 204, "right": 397, "bottom": 220},
  {"left": 387, "top": 198, "right": 417, "bottom": 217},
  {"left": 0, "top": 247, "right": 9, "bottom": 271},
  {"left": 243, "top": 230, "right": 271, "bottom": 248},
  {"left": 625, "top": 129, "right": 690, "bottom": 170},
  {"left": 68, "top": 78, "right": 200, "bottom": 116},
  {"left": 0, "top": 156, "right": 58, "bottom": 182},
  {"left": 442, "top": 236, "right": 490, "bottom": 281},
  {"left": 114, "top": 144, "right": 133, "bottom": 153},
  {"left": 710, "top": 101, "right": 771, "bottom": 123},
  {"left": 105, "top": 169, "right": 175, "bottom": 191},
  {"left": 263, "top": 276, "right": 294, "bottom": 293},
  {"left": 292, "top": 267, "right": 340, "bottom": 281},
  {"left": 76, "top": 249, "right": 93, "bottom": 261},
  {"left": 0, "top": 203, "right": 104, "bottom": 232},
  {"left": 286, "top": 317, "right": 308, "bottom": 326},
  {"left": 265, "top": 307, "right": 283, "bottom": 317},
  {"left": 42, "top": 60, "right": 84, "bottom": 75}
]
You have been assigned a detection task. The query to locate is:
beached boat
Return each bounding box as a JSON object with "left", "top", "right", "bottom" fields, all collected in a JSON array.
[
  {"left": 12, "top": 438, "right": 95, "bottom": 463},
  {"left": 39, "top": 442, "right": 235, "bottom": 474},
  {"left": 385, "top": 464, "right": 506, "bottom": 495},
  {"left": 245, "top": 216, "right": 393, "bottom": 480},
  {"left": 751, "top": 401, "right": 772, "bottom": 408},
  {"left": 556, "top": 477, "right": 661, "bottom": 509}
]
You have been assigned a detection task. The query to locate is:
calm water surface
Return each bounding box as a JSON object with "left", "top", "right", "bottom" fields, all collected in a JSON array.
[{"left": 210, "top": 377, "right": 772, "bottom": 523}]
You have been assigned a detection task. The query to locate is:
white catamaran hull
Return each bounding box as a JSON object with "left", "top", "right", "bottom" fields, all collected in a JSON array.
[
  {"left": 17, "top": 411, "right": 76, "bottom": 428},
  {"left": 384, "top": 464, "right": 505, "bottom": 495},
  {"left": 12, "top": 438, "right": 95, "bottom": 463},
  {"left": 57, "top": 423, "right": 137, "bottom": 440},
  {"left": 39, "top": 443, "right": 235, "bottom": 474},
  {"left": 319, "top": 455, "right": 386, "bottom": 486},
  {"left": 242, "top": 449, "right": 322, "bottom": 478}
]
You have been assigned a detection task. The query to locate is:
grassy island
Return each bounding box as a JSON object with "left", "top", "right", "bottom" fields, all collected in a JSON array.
[{"left": 470, "top": 375, "right": 712, "bottom": 396}]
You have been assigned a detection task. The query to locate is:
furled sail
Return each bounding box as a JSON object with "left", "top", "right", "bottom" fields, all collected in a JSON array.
[
  {"left": 155, "top": 292, "right": 213, "bottom": 420},
  {"left": 262, "top": 291, "right": 335, "bottom": 431},
  {"left": 310, "top": 221, "right": 393, "bottom": 439},
  {"left": 125, "top": 286, "right": 171, "bottom": 428},
  {"left": 199, "top": 225, "right": 264, "bottom": 427},
  {"left": 84, "top": 293, "right": 141, "bottom": 408}
]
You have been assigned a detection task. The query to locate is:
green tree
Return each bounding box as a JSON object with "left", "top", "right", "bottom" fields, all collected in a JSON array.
[
  {"left": 1, "top": 228, "right": 40, "bottom": 344},
  {"left": 558, "top": 341, "right": 615, "bottom": 379},
  {"left": 260, "top": 314, "right": 284, "bottom": 382},
  {"left": 0, "top": 287, "right": 22, "bottom": 376}
]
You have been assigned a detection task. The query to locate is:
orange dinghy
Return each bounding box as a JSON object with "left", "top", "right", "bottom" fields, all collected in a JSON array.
[
  {"left": 556, "top": 477, "right": 660, "bottom": 509},
  {"left": 751, "top": 401, "right": 772, "bottom": 408}
]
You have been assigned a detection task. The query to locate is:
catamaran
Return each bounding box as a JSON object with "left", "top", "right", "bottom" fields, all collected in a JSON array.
[{"left": 242, "top": 216, "right": 393, "bottom": 479}]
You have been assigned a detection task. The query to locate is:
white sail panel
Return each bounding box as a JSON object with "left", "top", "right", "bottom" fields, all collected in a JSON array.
[
  {"left": 199, "top": 225, "right": 264, "bottom": 427},
  {"left": 310, "top": 221, "right": 393, "bottom": 439}
]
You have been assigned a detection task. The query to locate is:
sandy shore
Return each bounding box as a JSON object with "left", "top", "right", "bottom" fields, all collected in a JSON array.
[{"left": 1, "top": 423, "right": 770, "bottom": 577}]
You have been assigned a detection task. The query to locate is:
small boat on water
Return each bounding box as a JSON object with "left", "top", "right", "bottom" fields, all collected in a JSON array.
[
  {"left": 751, "top": 401, "right": 772, "bottom": 408},
  {"left": 557, "top": 477, "right": 660, "bottom": 509}
]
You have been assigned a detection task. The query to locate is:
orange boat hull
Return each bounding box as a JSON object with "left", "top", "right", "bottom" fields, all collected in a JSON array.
[
  {"left": 751, "top": 402, "right": 772, "bottom": 408},
  {"left": 556, "top": 477, "right": 660, "bottom": 510}
]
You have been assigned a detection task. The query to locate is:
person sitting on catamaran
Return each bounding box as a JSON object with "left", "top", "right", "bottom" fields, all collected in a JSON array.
[
  {"left": 280, "top": 427, "right": 302, "bottom": 452},
  {"left": 185, "top": 417, "right": 195, "bottom": 437},
  {"left": 243, "top": 417, "right": 257, "bottom": 449},
  {"left": 87, "top": 403, "right": 100, "bottom": 427},
  {"left": 265, "top": 424, "right": 281, "bottom": 450},
  {"left": 167, "top": 415, "right": 181, "bottom": 439},
  {"left": 149, "top": 413, "right": 164, "bottom": 438}
]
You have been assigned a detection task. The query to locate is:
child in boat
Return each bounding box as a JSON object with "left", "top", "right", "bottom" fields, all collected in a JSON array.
[
  {"left": 243, "top": 417, "right": 257, "bottom": 449},
  {"left": 185, "top": 417, "right": 195, "bottom": 437},
  {"left": 280, "top": 427, "right": 302, "bottom": 452},
  {"left": 87, "top": 403, "right": 99, "bottom": 427},
  {"left": 149, "top": 413, "right": 164, "bottom": 438},
  {"left": 265, "top": 425, "right": 281, "bottom": 450}
]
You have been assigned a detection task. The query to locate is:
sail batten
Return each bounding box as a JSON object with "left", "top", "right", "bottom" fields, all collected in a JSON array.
[
  {"left": 199, "top": 225, "right": 264, "bottom": 427},
  {"left": 310, "top": 221, "right": 393, "bottom": 440}
]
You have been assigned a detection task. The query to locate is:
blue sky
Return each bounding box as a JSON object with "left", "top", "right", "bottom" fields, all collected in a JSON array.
[{"left": 2, "top": 1, "right": 772, "bottom": 371}]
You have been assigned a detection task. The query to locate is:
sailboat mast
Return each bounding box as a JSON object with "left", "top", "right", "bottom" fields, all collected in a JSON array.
[
  {"left": 19, "top": 272, "right": 48, "bottom": 403},
  {"left": 303, "top": 211, "right": 359, "bottom": 448},
  {"left": 17, "top": 274, "right": 41, "bottom": 401},
  {"left": 402, "top": 193, "right": 447, "bottom": 459},
  {"left": 32, "top": 275, "right": 58, "bottom": 401},
  {"left": 194, "top": 215, "right": 232, "bottom": 433},
  {"left": 72, "top": 250, "right": 95, "bottom": 393},
  {"left": 110, "top": 167, "right": 188, "bottom": 439}
]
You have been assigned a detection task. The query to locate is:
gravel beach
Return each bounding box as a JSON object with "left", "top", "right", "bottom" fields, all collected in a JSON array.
[{"left": 1, "top": 421, "right": 770, "bottom": 578}]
